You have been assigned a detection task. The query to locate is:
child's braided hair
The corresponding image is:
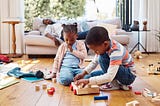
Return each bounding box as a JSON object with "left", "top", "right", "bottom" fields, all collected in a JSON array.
[{"left": 61, "top": 22, "right": 78, "bottom": 34}]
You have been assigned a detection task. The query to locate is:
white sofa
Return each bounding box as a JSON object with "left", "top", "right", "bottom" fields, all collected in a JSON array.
[{"left": 24, "top": 18, "right": 129, "bottom": 57}]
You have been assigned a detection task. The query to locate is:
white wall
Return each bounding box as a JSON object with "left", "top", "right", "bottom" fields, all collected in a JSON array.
[{"left": 0, "top": 0, "right": 24, "bottom": 54}]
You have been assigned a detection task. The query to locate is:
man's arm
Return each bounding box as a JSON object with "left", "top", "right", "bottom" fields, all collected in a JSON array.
[{"left": 44, "top": 25, "right": 61, "bottom": 47}]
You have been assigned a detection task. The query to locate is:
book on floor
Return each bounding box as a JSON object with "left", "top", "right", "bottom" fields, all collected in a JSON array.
[{"left": 22, "top": 77, "right": 44, "bottom": 83}]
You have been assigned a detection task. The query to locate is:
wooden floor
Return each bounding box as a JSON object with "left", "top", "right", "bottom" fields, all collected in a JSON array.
[{"left": 0, "top": 53, "right": 160, "bottom": 106}]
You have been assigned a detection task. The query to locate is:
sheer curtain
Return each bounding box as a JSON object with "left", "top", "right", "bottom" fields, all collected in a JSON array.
[
  {"left": 0, "top": 0, "right": 24, "bottom": 54},
  {"left": 134, "top": 0, "right": 160, "bottom": 52}
]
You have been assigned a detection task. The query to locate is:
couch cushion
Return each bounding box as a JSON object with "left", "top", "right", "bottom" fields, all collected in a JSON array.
[
  {"left": 96, "top": 23, "right": 117, "bottom": 35},
  {"left": 28, "top": 31, "right": 41, "bottom": 35},
  {"left": 24, "top": 35, "right": 56, "bottom": 47},
  {"left": 110, "top": 35, "right": 129, "bottom": 45}
]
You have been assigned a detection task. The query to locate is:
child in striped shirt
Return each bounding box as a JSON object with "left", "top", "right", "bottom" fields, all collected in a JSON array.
[{"left": 74, "top": 26, "right": 136, "bottom": 90}]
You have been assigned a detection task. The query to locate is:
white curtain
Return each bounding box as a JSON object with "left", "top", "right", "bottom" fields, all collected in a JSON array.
[
  {"left": 0, "top": 0, "right": 24, "bottom": 54},
  {"left": 134, "top": 0, "right": 160, "bottom": 52},
  {"left": 146, "top": 0, "right": 160, "bottom": 52}
]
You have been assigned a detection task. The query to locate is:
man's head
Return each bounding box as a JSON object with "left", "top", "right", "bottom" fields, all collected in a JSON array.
[
  {"left": 85, "top": 26, "right": 110, "bottom": 55},
  {"left": 43, "top": 18, "right": 55, "bottom": 25},
  {"left": 62, "top": 23, "right": 78, "bottom": 46}
]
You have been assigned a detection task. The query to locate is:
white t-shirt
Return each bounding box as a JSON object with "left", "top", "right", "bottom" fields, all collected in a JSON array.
[
  {"left": 43, "top": 23, "right": 63, "bottom": 38},
  {"left": 32, "top": 17, "right": 46, "bottom": 34}
]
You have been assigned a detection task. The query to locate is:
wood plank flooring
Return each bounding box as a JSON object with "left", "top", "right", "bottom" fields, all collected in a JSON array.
[{"left": 0, "top": 53, "right": 160, "bottom": 106}]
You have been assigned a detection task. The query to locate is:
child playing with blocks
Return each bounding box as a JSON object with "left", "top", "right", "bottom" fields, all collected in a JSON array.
[
  {"left": 44, "top": 23, "right": 87, "bottom": 86},
  {"left": 74, "top": 26, "right": 136, "bottom": 90}
]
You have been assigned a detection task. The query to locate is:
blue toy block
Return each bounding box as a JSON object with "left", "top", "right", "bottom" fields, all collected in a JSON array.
[{"left": 94, "top": 95, "right": 108, "bottom": 100}]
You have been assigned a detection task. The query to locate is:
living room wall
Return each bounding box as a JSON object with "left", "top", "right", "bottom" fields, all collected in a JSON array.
[{"left": 0, "top": 0, "right": 24, "bottom": 54}]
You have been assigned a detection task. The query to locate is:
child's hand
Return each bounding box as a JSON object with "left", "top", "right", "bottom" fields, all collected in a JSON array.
[
  {"left": 52, "top": 73, "right": 56, "bottom": 78},
  {"left": 75, "top": 79, "right": 89, "bottom": 86},
  {"left": 67, "top": 44, "right": 73, "bottom": 52},
  {"left": 73, "top": 73, "right": 84, "bottom": 81},
  {"left": 74, "top": 71, "right": 88, "bottom": 82}
]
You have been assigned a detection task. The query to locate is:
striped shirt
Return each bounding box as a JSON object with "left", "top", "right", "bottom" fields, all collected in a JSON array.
[
  {"left": 108, "top": 40, "right": 134, "bottom": 67},
  {"left": 84, "top": 39, "right": 135, "bottom": 85}
]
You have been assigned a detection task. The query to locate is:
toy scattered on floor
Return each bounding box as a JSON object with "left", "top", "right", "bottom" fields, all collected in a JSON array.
[
  {"left": 52, "top": 78, "right": 57, "bottom": 83},
  {"left": 94, "top": 95, "right": 108, "bottom": 100},
  {"left": 141, "top": 88, "right": 160, "bottom": 103},
  {"left": 126, "top": 100, "right": 139, "bottom": 106},
  {"left": 151, "top": 94, "right": 160, "bottom": 102},
  {"left": 35, "top": 85, "right": 40, "bottom": 91},
  {"left": 70, "top": 82, "right": 100, "bottom": 95},
  {"left": 35, "top": 83, "right": 47, "bottom": 91},
  {"left": 0, "top": 54, "right": 13, "bottom": 63},
  {"left": 133, "top": 50, "right": 142, "bottom": 59},
  {"left": 35, "top": 84, "right": 55, "bottom": 95},
  {"left": 147, "top": 63, "right": 160, "bottom": 75},
  {"left": 42, "top": 83, "right": 47, "bottom": 89},
  {"left": 142, "top": 88, "right": 157, "bottom": 101},
  {"left": 84, "top": 58, "right": 92, "bottom": 62},
  {"left": 134, "top": 91, "right": 142, "bottom": 95},
  {"left": 47, "top": 87, "right": 55, "bottom": 95}
]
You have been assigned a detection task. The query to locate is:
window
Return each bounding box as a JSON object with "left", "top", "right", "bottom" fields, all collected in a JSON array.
[
  {"left": 116, "top": 0, "right": 132, "bottom": 31},
  {"left": 84, "top": 0, "right": 116, "bottom": 20},
  {"left": 24, "top": 0, "right": 132, "bottom": 31}
]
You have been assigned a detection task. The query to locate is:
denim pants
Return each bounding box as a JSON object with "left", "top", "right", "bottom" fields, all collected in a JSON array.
[
  {"left": 85, "top": 53, "right": 136, "bottom": 85},
  {"left": 58, "top": 66, "right": 83, "bottom": 86}
]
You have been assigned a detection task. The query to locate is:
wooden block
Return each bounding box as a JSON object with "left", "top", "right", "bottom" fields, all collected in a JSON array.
[
  {"left": 52, "top": 78, "right": 57, "bottom": 83},
  {"left": 42, "top": 83, "right": 47, "bottom": 89},
  {"left": 142, "top": 88, "right": 157, "bottom": 98},
  {"left": 126, "top": 100, "right": 139, "bottom": 106},
  {"left": 147, "top": 71, "right": 160, "bottom": 75},
  {"left": 142, "top": 88, "right": 152, "bottom": 97},
  {"left": 148, "top": 65, "right": 160, "bottom": 75},
  {"left": 151, "top": 94, "right": 160, "bottom": 102},
  {"left": 71, "top": 82, "right": 99, "bottom": 95},
  {"left": 84, "top": 59, "right": 92, "bottom": 62},
  {"left": 35, "top": 85, "right": 40, "bottom": 91},
  {"left": 94, "top": 95, "right": 108, "bottom": 100},
  {"left": 134, "top": 91, "right": 142, "bottom": 95}
]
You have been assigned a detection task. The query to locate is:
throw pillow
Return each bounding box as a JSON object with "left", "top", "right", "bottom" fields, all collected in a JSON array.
[
  {"left": 97, "top": 23, "right": 117, "bottom": 36},
  {"left": 28, "top": 31, "right": 41, "bottom": 35}
]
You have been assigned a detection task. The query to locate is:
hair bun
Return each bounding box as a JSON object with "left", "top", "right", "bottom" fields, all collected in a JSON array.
[
  {"left": 62, "top": 24, "right": 66, "bottom": 27},
  {"left": 73, "top": 22, "right": 77, "bottom": 27}
]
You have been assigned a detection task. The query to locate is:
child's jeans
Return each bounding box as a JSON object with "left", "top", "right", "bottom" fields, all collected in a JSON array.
[
  {"left": 58, "top": 66, "right": 83, "bottom": 86},
  {"left": 85, "top": 53, "right": 136, "bottom": 85}
]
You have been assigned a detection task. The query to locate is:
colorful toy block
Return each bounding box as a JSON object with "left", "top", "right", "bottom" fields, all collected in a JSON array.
[{"left": 70, "top": 82, "right": 100, "bottom": 95}]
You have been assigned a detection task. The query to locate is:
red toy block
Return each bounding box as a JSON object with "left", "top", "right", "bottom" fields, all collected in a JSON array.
[
  {"left": 47, "top": 87, "right": 55, "bottom": 95},
  {"left": 128, "top": 86, "right": 132, "bottom": 89},
  {"left": 70, "top": 84, "right": 73, "bottom": 91},
  {"left": 134, "top": 91, "right": 142, "bottom": 95},
  {"left": 50, "top": 87, "right": 55, "bottom": 92},
  {"left": 73, "top": 89, "right": 77, "bottom": 95}
]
